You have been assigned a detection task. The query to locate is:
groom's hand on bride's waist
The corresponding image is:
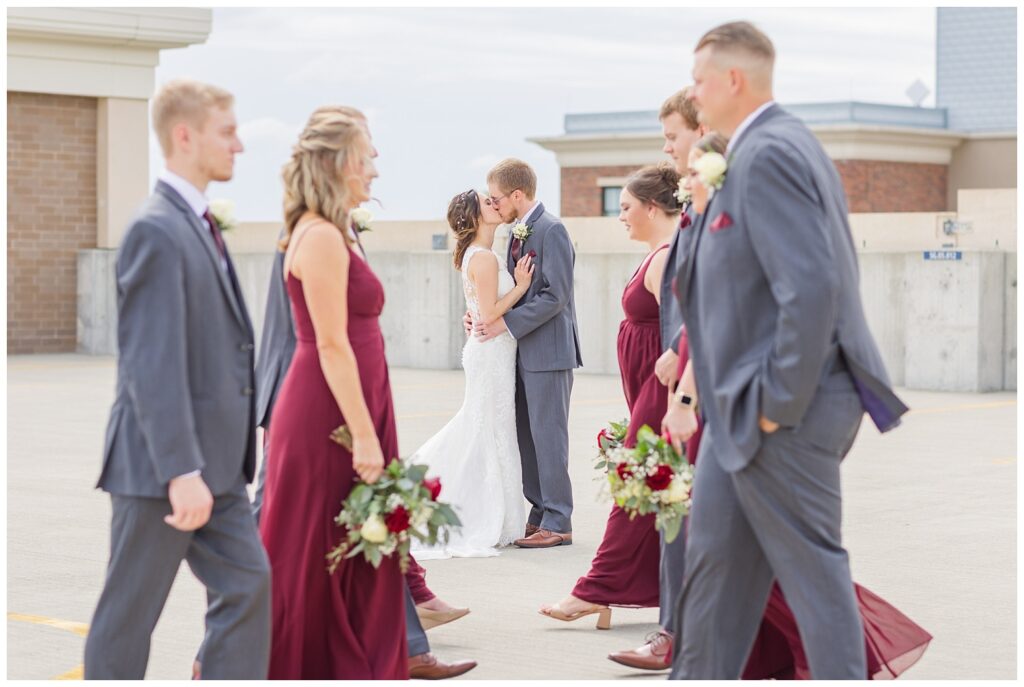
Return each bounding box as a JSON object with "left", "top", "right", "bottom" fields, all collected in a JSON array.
[
  {"left": 474, "top": 318, "right": 507, "bottom": 342},
  {"left": 463, "top": 310, "right": 473, "bottom": 337}
]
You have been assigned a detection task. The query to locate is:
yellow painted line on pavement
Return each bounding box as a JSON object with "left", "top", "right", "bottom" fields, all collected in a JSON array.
[
  {"left": 8, "top": 613, "right": 89, "bottom": 680},
  {"left": 55, "top": 665, "right": 84, "bottom": 680},
  {"left": 907, "top": 400, "right": 1016, "bottom": 415},
  {"left": 8, "top": 612, "right": 89, "bottom": 637}
]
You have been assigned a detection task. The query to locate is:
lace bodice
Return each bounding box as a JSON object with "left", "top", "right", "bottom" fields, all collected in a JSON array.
[{"left": 461, "top": 245, "right": 515, "bottom": 321}]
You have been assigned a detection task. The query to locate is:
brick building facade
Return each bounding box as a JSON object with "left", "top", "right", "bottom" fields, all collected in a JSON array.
[
  {"left": 7, "top": 8, "right": 211, "bottom": 354},
  {"left": 7, "top": 92, "right": 99, "bottom": 353}
]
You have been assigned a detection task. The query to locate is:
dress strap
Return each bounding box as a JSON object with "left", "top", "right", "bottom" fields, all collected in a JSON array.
[{"left": 284, "top": 218, "right": 337, "bottom": 280}]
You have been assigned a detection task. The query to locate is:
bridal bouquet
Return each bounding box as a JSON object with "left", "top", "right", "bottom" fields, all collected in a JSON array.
[
  {"left": 327, "top": 439, "right": 461, "bottom": 573},
  {"left": 603, "top": 425, "right": 694, "bottom": 543}
]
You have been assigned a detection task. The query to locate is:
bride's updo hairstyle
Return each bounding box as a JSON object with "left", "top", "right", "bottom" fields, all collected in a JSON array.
[
  {"left": 448, "top": 189, "right": 481, "bottom": 271},
  {"left": 625, "top": 162, "right": 684, "bottom": 216},
  {"left": 280, "top": 106, "right": 369, "bottom": 250}
]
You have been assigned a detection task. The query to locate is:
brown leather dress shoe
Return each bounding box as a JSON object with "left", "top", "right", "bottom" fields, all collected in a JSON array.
[
  {"left": 513, "top": 529, "right": 572, "bottom": 548},
  {"left": 607, "top": 630, "right": 673, "bottom": 670},
  {"left": 525, "top": 523, "right": 541, "bottom": 537},
  {"left": 408, "top": 653, "right": 478, "bottom": 680}
]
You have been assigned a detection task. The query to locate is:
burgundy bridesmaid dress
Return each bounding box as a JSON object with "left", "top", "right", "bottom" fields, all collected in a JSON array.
[
  {"left": 572, "top": 245, "right": 674, "bottom": 608},
  {"left": 260, "top": 241, "right": 407, "bottom": 680}
]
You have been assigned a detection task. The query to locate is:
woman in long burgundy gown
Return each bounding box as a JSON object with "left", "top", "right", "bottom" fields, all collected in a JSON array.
[
  {"left": 540, "top": 164, "right": 690, "bottom": 627},
  {"left": 661, "top": 137, "right": 932, "bottom": 679},
  {"left": 258, "top": 110, "right": 406, "bottom": 679}
]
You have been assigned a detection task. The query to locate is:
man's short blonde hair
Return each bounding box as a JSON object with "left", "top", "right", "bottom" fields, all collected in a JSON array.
[
  {"left": 487, "top": 158, "right": 537, "bottom": 199},
  {"left": 659, "top": 87, "right": 700, "bottom": 130},
  {"left": 696, "top": 21, "right": 775, "bottom": 91},
  {"left": 152, "top": 79, "right": 234, "bottom": 156}
]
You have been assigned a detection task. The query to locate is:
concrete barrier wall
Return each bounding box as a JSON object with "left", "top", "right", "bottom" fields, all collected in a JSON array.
[{"left": 77, "top": 245, "right": 1018, "bottom": 392}]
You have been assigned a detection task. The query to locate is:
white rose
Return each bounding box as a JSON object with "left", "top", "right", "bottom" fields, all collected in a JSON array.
[
  {"left": 675, "top": 178, "right": 691, "bottom": 204},
  {"left": 666, "top": 477, "right": 690, "bottom": 504},
  {"left": 360, "top": 515, "right": 388, "bottom": 543},
  {"left": 208, "top": 198, "right": 237, "bottom": 231},
  {"left": 350, "top": 207, "right": 373, "bottom": 231},
  {"left": 511, "top": 222, "right": 531, "bottom": 241},
  {"left": 694, "top": 152, "right": 728, "bottom": 189}
]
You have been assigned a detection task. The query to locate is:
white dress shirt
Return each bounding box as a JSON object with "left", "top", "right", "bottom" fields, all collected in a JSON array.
[
  {"left": 726, "top": 100, "right": 776, "bottom": 155},
  {"left": 158, "top": 169, "right": 228, "bottom": 272}
]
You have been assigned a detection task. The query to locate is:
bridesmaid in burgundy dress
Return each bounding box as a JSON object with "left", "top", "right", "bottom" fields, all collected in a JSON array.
[
  {"left": 259, "top": 110, "right": 406, "bottom": 679},
  {"left": 658, "top": 138, "right": 931, "bottom": 678},
  {"left": 539, "top": 164, "right": 690, "bottom": 627}
]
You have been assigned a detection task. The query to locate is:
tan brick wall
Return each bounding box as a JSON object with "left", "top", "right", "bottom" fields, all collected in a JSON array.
[
  {"left": 563, "top": 160, "right": 949, "bottom": 217},
  {"left": 831, "top": 160, "right": 948, "bottom": 213},
  {"left": 8, "top": 92, "right": 98, "bottom": 353},
  {"left": 561, "top": 165, "right": 640, "bottom": 217}
]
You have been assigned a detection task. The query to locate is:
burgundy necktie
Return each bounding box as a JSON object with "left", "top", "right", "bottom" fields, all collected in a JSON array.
[
  {"left": 202, "top": 210, "right": 228, "bottom": 262},
  {"left": 511, "top": 237, "right": 523, "bottom": 262}
]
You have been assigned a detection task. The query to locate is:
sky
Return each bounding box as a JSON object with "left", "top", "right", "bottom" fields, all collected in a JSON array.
[{"left": 152, "top": 7, "right": 937, "bottom": 221}]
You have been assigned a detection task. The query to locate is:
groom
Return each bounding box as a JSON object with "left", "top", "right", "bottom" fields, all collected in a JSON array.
[
  {"left": 668, "top": 22, "right": 908, "bottom": 679},
  {"left": 475, "top": 158, "right": 582, "bottom": 548}
]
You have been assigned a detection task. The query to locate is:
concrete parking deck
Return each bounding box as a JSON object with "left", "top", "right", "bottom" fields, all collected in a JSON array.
[{"left": 7, "top": 355, "right": 1016, "bottom": 679}]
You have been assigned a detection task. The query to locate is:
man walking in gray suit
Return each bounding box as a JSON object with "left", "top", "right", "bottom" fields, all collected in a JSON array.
[
  {"left": 84, "top": 80, "right": 271, "bottom": 679},
  {"left": 476, "top": 159, "right": 582, "bottom": 548},
  {"left": 668, "top": 23, "right": 908, "bottom": 679},
  {"left": 608, "top": 87, "right": 703, "bottom": 671}
]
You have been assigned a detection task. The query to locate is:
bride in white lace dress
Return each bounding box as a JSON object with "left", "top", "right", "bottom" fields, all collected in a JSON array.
[{"left": 410, "top": 189, "right": 533, "bottom": 559}]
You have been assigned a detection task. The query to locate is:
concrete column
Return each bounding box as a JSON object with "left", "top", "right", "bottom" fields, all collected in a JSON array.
[
  {"left": 96, "top": 97, "right": 150, "bottom": 249},
  {"left": 904, "top": 250, "right": 1007, "bottom": 391}
]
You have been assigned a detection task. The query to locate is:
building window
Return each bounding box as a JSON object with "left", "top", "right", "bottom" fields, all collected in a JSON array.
[{"left": 601, "top": 186, "right": 621, "bottom": 217}]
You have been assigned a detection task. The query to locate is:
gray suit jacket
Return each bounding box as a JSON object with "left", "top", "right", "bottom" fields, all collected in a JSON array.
[
  {"left": 504, "top": 203, "right": 583, "bottom": 372},
  {"left": 97, "top": 181, "right": 257, "bottom": 497},
  {"left": 659, "top": 206, "right": 694, "bottom": 355},
  {"left": 254, "top": 243, "right": 295, "bottom": 430},
  {"left": 677, "top": 104, "right": 907, "bottom": 472}
]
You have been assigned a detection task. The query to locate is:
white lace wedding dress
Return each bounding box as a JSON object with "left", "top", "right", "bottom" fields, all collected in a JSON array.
[{"left": 409, "top": 245, "right": 526, "bottom": 559}]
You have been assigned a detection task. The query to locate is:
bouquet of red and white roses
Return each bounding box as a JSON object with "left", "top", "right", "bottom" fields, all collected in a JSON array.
[
  {"left": 603, "top": 425, "right": 694, "bottom": 543},
  {"left": 327, "top": 458, "right": 461, "bottom": 574}
]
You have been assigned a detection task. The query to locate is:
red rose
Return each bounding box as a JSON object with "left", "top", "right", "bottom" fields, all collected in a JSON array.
[
  {"left": 385, "top": 506, "right": 411, "bottom": 533},
  {"left": 615, "top": 463, "right": 634, "bottom": 480},
  {"left": 423, "top": 477, "right": 442, "bottom": 501},
  {"left": 645, "top": 464, "right": 674, "bottom": 491}
]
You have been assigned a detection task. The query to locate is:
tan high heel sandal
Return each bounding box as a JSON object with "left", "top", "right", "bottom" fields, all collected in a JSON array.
[
  {"left": 416, "top": 605, "right": 470, "bottom": 630},
  {"left": 539, "top": 603, "right": 612, "bottom": 630}
]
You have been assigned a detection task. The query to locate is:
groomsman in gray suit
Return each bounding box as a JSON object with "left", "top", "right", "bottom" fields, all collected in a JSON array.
[
  {"left": 477, "top": 159, "right": 582, "bottom": 547},
  {"left": 84, "top": 80, "right": 271, "bottom": 679},
  {"left": 668, "top": 23, "right": 908, "bottom": 679},
  {"left": 608, "top": 87, "right": 703, "bottom": 671}
]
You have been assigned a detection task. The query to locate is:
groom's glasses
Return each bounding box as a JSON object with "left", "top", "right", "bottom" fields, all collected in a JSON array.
[{"left": 489, "top": 192, "right": 509, "bottom": 206}]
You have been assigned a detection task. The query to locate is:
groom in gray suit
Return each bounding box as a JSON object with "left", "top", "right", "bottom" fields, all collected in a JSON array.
[
  {"left": 477, "top": 158, "right": 582, "bottom": 547},
  {"left": 84, "top": 80, "right": 270, "bottom": 679},
  {"left": 668, "top": 23, "right": 908, "bottom": 679}
]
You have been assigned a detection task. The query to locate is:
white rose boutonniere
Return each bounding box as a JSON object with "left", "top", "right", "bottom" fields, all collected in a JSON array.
[
  {"left": 694, "top": 152, "right": 728, "bottom": 191},
  {"left": 675, "top": 177, "right": 692, "bottom": 204},
  {"left": 208, "top": 198, "right": 237, "bottom": 232},
  {"left": 511, "top": 222, "right": 532, "bottom": 241},
  {"left": 350, "top": 207, "right": 374, "bottom": 233}
]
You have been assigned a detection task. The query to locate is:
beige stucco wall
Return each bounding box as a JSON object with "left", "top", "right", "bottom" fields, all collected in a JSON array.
[
  {"left": 948, "top": 135, "right": 1017, "bottom": 210},
  {"left": 227, "top": 188, "right": 1017, "bottom": 256}
]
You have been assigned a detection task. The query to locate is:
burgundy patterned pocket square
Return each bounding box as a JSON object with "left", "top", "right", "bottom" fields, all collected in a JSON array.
[{"left": 710, "top": 212, "right": 733, "bottom": 232}]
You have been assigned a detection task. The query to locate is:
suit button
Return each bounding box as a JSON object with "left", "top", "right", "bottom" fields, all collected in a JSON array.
[
  {"left": 242, "top": 387, "right": 254, "bottom": 396},
  {"left": 240, "top": 343, "right": 254, "bottom": 351}
]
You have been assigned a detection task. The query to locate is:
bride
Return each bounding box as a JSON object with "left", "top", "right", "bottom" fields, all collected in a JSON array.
[{"left": 410, "top": 189, "right": 533, "bottom": 559}]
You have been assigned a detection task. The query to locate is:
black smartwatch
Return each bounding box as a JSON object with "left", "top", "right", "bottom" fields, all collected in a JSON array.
[{"left": 674, "top": 390, "right": 695, "bottom": 408}]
